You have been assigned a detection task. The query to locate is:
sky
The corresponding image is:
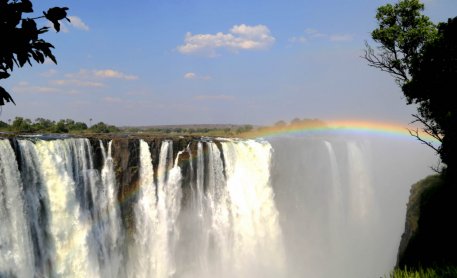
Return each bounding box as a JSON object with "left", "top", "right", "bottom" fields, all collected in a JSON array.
[{"left": 1, "top": 0, "right": 456, "bottom": 126}]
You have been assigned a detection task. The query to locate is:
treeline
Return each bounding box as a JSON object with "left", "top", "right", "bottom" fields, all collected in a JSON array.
[
  {"left": 273, "top": 118, "right": 326, "bottom": 127},
  {"left": 0, "top": 117, "right": 254, "bottom": 135},
  {"left": 0, "top": 117, "right": 119, "bottom": 134},
  {"left": 123, "top": 125, "right": 254, "bottom": 136}
]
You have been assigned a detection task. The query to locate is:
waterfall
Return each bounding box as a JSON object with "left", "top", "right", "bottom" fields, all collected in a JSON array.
[
  {"left": 221, "top": 140, "right": 284, "bottom": 277},
  {"left": 0, "top": 140, "right": 34, "bottom": 278},
  {"left": 33, "top": 139, "right": 99, "bottom": 277},
  {"left": 129, "top": 140, "right": 184, "bottom": 278},
  {"left": 97, "top": 141, "right": 123, "bottom": 278},
  {"left": 0, "top": 135, "right": 434, "bottom": 277}
]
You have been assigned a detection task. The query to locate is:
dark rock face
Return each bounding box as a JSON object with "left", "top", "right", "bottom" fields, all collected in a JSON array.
[
  {"left": 397, "top": 174, "right": 457, "bottom": 268},
  {"left": 107, "top": 137, "right": 197, "bottom": 232},
  {"left": 88, "top": 138, "right": 108, "bottom": 172},
  {"left": 111, "top": 138, "right": 141, "bottom": 232}
]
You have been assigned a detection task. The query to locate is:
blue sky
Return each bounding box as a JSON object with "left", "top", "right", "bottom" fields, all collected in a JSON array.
[{"left": 1, "top": 0, "right": 456, "bottom": 126}]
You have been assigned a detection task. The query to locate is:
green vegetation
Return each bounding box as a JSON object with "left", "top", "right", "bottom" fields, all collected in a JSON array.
[
  {"left": 0, "top": 117, "right": 257, "bottom": 136},
  {"left": 1, "top": 0, "right": 70, "bottom": 105},
  {"left": 386, "top": 266, "right": 457, "bottom": 278},
  {"left": 364, "top": 0, "right": 457, "bottom": 174},
  {"left": 123, "top": 124, "right": 253, "bottom": 137},
  {"left": 0, "top": 116, "right": 118, "bottom": 134}
]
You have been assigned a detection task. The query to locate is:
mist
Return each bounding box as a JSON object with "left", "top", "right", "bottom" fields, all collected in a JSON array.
[{"left": 269, "top": 134, "right": 437, "bottom": 277}]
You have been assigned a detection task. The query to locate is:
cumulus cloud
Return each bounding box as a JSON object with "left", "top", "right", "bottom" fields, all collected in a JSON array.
[
  {"left": 289, "top": 28, "right": 353, "bottom": 44},
  {"left": 177, "top": 24, "right": 275, "bottom": 56},
  {"left": 184, "top": 72, "right": 211, "bottom": 80},
  {"left": 68, "top": 16, "right": 90, "bottom": 31}
]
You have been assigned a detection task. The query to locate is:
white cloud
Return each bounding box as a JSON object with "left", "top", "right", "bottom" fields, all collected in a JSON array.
[
  {"left": 13, "top": 82, "right": 60, "bottom": 94},
  {"left": 194, "top": 95, "right": 234, "bottom": 101},
  {"left": 94, "top": 69, "right": 139, "bottom": 80},
  {"left": 65, "top": 69, "right": 139, "bottom": 81},
  {"left": 68, "top": 16, "right": 90, "bottom": 31},
  {"left": 184, "top": 72, "right": 211, "bottom": 80},
  {"left": 177, "top": 24, "right": 275, "bottom": 56},
  {"left": 184, "top": 72, "right": 196, "bottom": 79},
  {"left": 289, "top": 28, "right": 353, "bottom": 44},
  {"left": 51, "top": 79, "right": 105, "bottom": 88}
]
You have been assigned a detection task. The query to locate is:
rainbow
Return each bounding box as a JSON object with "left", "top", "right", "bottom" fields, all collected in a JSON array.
[
  {"left": 118, "top": 120, "right": 441, "bottom": 205},
  {"left": 240, "top": 119, "right": 442, "bottom": 145}
]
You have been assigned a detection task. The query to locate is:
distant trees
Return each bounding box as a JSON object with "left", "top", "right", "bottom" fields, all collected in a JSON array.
[
  {"left": 235, "top": 125, "right": 253, "bottom": 134},
  {"left": 0, "top": 116, "right": 119, "bottom": 134},
  {"left": 1, "top": 0, "right": 69, "bottom": 105},
  {"left": 10, "top": 116, "right": 32, "bottom": 132},
  {"left": 89, "top": 122, "right": 119, "bottom": 133},
  {"left": 274, "top": 120, "right": 286, "bottom": 127},
  {"left": 272, "top": 118, "right": 326, "bottom": 128},
  {"left": 364, "top": 0, "right": 457, "bottom": 172},
  {"left": 0, "top": 120, "right": 8, "bottom": 128}
]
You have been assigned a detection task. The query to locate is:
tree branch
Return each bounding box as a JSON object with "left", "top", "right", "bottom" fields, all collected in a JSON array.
[
  {"left": 410, "top": 114, "right": 443, "bottom": 144},
  {"left": 362, "top": 41, "right": 409, "bottom": 85},
  {"left": 408, "top": 127, "right": 440, "bottom": 153}
]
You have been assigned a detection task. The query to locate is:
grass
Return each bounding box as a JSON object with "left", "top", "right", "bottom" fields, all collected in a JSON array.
[{"left": 386, "top": 266, "right": 457, "bottom": 278}]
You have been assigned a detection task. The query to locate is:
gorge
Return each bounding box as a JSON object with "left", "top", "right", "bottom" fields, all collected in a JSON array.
[{"left": 0, "top": 133, "right": 436, "bottom": 277}]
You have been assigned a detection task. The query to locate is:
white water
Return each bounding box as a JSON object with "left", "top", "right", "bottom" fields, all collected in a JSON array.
[
  {"left": 0, "top": 136, "right": 436, "bottom": 277},
  {"left": 33, "top": 139, "right": 98, "bottom": 277},
  {"left": 221, "top": 140, "right": 285, "bottom": 277},
  {"left": 0, "top": 140, "right": 34, "bottom": 278},
  {"left": 98, "top": 141, "right": 123, "bottom": 278},
  {"left": 1, "top": 139, "right": 125, "bottom": 278}
]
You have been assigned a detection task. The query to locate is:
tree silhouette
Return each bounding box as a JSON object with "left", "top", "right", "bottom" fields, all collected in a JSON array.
[
  {"left": 0, "top": 0, "right": 69, "bottom": 106},
  {"left": 363, "top": 0, "right": 457, "bottom": 171},
  {"left": 402, "top": 17, "right": 457, "bottom": 173}
]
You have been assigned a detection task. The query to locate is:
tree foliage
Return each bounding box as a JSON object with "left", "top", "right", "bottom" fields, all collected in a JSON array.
[
  {"left": 364, "top": 0, "right": 437, "bottom": 86},
  {"left": 0, "top": 0, "right": 69, "bottom": 105},
  {"left": 89, "top": 122, "right": 120, "bottom": 134},
  {"left": 403, "top": 18, "right": 457, "bottom": 170},
  {"left": 364, "top": 0, "right": 457, "bottom": 173},
  {"left": 0, "top": 116, "right": 89, "bottom": 133}
]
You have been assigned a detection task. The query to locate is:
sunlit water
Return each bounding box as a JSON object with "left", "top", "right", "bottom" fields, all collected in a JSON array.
[{"left": 0, "top": 135, "right": 436, "bottom": 277}]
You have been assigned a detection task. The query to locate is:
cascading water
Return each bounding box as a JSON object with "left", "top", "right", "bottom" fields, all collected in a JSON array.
[
  {"left": 0, "top": 135, "right": 436, "bottom": 277},
  {"left": 0, "top": 140, "right": 34, "bottom": 278}
]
